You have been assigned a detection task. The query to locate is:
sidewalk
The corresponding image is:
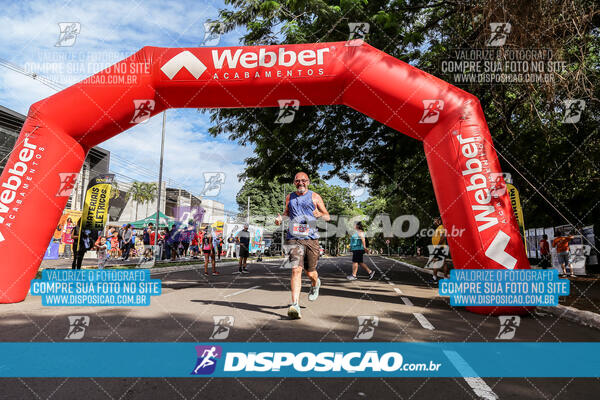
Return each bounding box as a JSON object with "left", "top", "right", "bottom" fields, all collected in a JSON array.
[{"left": 385, "top": 255, "right": 600, "bottom": 329}]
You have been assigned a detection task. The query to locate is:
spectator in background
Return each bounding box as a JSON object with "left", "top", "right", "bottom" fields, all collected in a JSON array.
[
  {"left": 160, "top": 227, "right": 171, "bottom": 260},
  {"left": 72, "top": 226, "right": 93, "bottom": 270},
  {"left": 95, "top": 236, "right": 109, "bottom": 269},
  {"left": 110, "top": 231, "right": 120, "bottom": 258},
  {"left": 169, "top": 224, "right": 179, "bottom": 261},
  {"left": 60, "top": 217, "right": 75, "bottom": 258},
  {"left": 553, "top": 232, "right": 575, "bottom": 277},
  {"left": 142, "top": 223, "right": 154, "bottom": 261},
  {"left": 180, "top": 223, "right": 193, "bottom": 259},
  {"left": 190, "top": 229, "right": 200, "bottom": 259},
  {"left": 216, "top": 234, "right": 223, "bottom": 261},
  {"left": 226, "top": 234, "right": 236, "bottom": 258},
  {"left": 121, "top": 224, "right": 134, "bottom": 261},
  {"left": 539, "top": 234, "right": 551, "bottom": 269}
]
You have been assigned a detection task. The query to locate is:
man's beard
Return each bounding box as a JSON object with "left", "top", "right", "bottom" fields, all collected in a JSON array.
[{"left": 296, "top": 186, "right": 307, "bottom": 193}]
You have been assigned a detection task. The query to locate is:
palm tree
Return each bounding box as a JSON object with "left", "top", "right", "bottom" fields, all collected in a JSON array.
[
  {"left": 129, "top": 181, "right": 146, "bottom": 221},
  {"left": 143, "top": 182, "right": 158, "bottom": 217}
]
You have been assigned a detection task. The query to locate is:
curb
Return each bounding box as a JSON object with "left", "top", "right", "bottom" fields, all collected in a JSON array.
[
  {"left": 381, "top": 256, "right": 600, "bottom": 331},
  {"left": 149, "top": 258, "right": 286, "bottom": 276},
  {"left": 537, "top": 305, "right": 600, "bottom": 331},
  {"left": 380, "top": 255, "right": 439, "bottom": 277}
]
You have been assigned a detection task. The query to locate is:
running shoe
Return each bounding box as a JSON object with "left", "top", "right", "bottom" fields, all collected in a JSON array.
[
  {"left": 368, "top": 270, "right": 376, "bottom": 280},
  {"left": 212, "top": 271, "right": 220, "bottom": 276},
  {"left": 232, "top": 268, "right": 242, "bottom": 275},
  {"left": 308, "top": 279, "right": 321, "bottom": 301},
  {"left": 204, "top": 271, "right": 209, "bottom": 276},
  {"left": 288, "top": 303, "right": 301, "bottom": 319},
  {"left": 242, "top": 268, "right": 249, "bottom": 274},
  {"left": 346, "top": 275, "right": 357, "bottom": 281}
]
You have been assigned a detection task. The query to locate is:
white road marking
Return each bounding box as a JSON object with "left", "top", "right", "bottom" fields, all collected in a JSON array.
[
  {"left": 224, "top": 286, "right": 261, "bottom": 298},
  {"left": 413, "top": 313, "right": 435, "bottom": 330},
  {"left": 393, "top": 287, "right": 403, "bottom": 295},
  {"left": 443, "top": 350, "right": 499, "bottom": 400},
  {"left": 401, "top": 297, "right": 413, "bottom": 306}
]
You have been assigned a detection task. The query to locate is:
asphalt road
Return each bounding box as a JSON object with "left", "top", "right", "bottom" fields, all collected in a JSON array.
[{"left": 1, "top": 255, "right": 599, "bottom": 399}]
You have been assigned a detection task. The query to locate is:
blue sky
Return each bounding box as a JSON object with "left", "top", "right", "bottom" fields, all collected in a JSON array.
[{"left": 0, "top": 0, "right": 368, "bottom": 212}]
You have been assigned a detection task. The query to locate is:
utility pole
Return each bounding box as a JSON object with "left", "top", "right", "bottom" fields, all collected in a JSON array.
[
  {"left": 155, "top": 111, "right": 166, "bottom": 260},
  {"left": 247, "top": 196, "right": 250, "bottom": 224},
  {"left": 281, "top": 184, "right": 285, "bottom": 254}
]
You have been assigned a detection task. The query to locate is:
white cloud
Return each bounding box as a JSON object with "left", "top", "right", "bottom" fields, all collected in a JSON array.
[{"left": 0, "top": 0, "right": 251, "bottom": 212}]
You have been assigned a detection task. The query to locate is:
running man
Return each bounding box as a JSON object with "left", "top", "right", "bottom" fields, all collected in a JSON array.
[
  {"left": 346, "top": 221, "right": 375, "bottom": 280},
  {"left": 275, "top": 172, "right": 330, "bottom": 319},
  {"left": 234, "top": 224, "right": 251, "bottom": 274}
]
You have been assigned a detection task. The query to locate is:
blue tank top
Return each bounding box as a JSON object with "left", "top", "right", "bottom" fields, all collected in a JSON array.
[
  {"left": 350, "top": 232, "right": 364, "bottom": 251},
  {"left": 287, "top": 190, "right": 319, "bottom": 240}
]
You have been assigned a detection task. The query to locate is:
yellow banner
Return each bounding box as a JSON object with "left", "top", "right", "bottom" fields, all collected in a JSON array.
[
  {"left": 507, "top": 183, "right": 527, "bottom": 252},
  {"left": 81, "top": 174, "right": 114, "bottom": 232}
]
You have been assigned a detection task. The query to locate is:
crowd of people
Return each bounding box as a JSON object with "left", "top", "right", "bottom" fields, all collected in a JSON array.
[{"left": 63, "top": 221, "right": 252, "bottom": 271}]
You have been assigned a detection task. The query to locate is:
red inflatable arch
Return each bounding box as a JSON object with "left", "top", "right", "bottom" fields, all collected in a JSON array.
[{"left": 0, "top": 41, "right": 529, "bottom": 313}]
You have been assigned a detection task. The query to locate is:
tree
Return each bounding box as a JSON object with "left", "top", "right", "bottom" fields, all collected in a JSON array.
[
  {"left": 128, "top": 181, "right": 146, "bottom": 221},
  {"left": 211, "top": 0, "right": 599, "bottom": 232},
  {"left": 143, "top": 182, "right": 158, "bottom": 216}
]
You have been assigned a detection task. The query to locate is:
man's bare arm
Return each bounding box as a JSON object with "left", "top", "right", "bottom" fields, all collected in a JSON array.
[{"left": 312, "top": 193, "right": 330, "bottom": 221}]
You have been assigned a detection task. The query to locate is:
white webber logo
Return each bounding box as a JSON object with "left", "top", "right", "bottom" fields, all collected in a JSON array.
[
  {"left": 485, "top": 230, "right": 517, "bottom": 270},
  {"left": 419, "top": 100, "right": 444, "bottom": 124},
  {"left": 161, "top": 51, "right": 207, "bottom": 80}
]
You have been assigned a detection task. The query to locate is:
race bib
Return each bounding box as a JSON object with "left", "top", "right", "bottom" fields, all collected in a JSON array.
[{"left": 291, "top": 222, "right": 310, "bottom": 237}]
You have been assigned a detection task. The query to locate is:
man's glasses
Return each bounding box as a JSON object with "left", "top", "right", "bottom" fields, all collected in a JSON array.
[{"left": 295, "top": 179, "right": 308, "bottom": 183}]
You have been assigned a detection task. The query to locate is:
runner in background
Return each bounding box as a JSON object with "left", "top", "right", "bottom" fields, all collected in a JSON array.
[
  {"left": 431, "top": 217, "right": 451, "bottom": 282},
  {"left": 235, "top": 224, "right": 251, "bottom": 274},
  {"left": 202, "top": 227, "right": 219, "bottom": 276},
  {"left": 346, "top": 221, "right": 375, "bottom": 280}
]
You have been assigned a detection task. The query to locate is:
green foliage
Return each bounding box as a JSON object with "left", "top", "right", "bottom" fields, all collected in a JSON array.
[{"left": 214, "top": 0, "right": 599, "bottom": 232}]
